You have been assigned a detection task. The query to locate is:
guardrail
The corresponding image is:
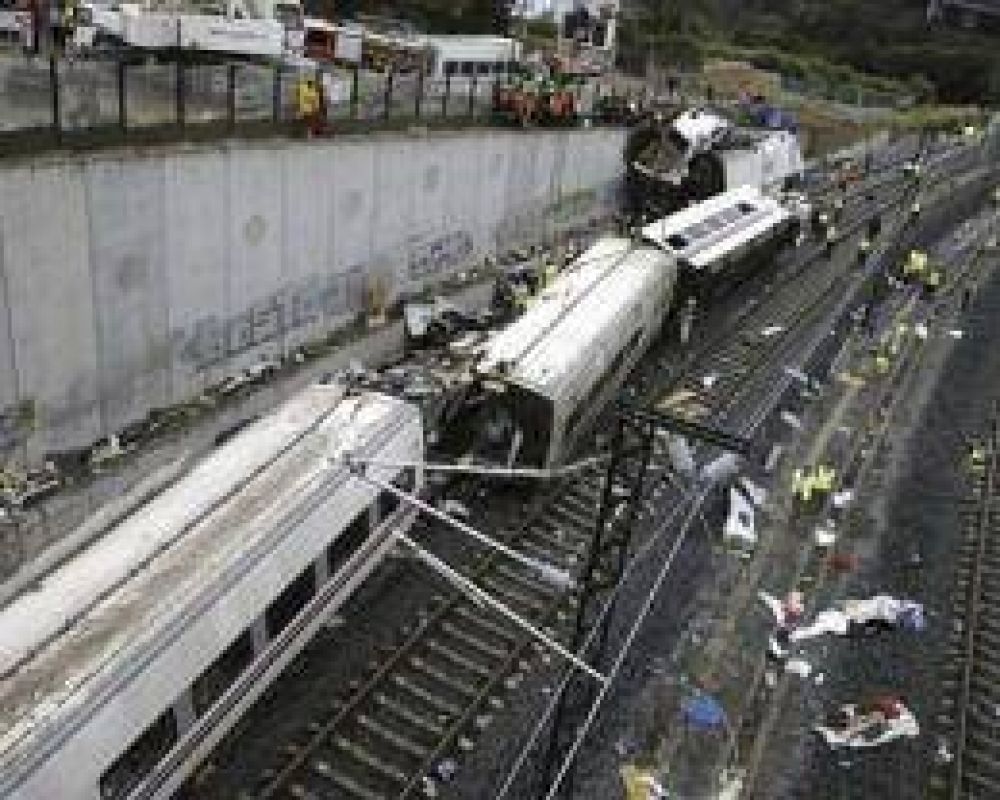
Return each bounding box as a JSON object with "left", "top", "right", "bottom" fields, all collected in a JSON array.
[{"left": 0, "top": 52, "right": 636, "bottom": 157}]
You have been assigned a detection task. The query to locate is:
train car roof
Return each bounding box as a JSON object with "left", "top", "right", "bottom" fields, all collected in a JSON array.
[
  {"left": 476, "top": 236, "right": 637, "bottom": 375},
  {"left": 685, "top": 204, "right": 792, "bottom": 271},
  {"left": 0, "top": 387, "right": 418, "bottom": 759},
  {"left": 478, "top": 240, "right": 672, "bottom": 400},
  {"left": 642, "top": 186, "right": 789, "bottom": 263}
]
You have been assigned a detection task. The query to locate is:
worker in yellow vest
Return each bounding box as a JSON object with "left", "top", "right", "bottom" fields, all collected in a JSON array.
[
  {"left": 296, "top": 77, "right": 322, "bottom": 137},
  {"left": 903, "top": 250, "right": 927, "bottom": 283}
]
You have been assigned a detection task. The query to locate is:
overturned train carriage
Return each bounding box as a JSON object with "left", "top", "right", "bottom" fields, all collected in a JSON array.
[
  {"left": 473, "top": 237, "right": 678, "bottom": 469},
  {"left": 642, "top": 185, "right": 799, "bottom": 301},
  {"left": 0, "top": 386, "right": 422, "bottom": 800}
]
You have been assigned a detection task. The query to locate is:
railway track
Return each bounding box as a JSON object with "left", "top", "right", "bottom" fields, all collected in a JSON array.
[
  {"left": 214, "top": 142, "right": 993, "bottom": 800},
  {"left": 236, "top": 173, "right": 922, "bottom": 800},
  {"left": 931, "top": 411, "right": 1000, "bottom": 800}
]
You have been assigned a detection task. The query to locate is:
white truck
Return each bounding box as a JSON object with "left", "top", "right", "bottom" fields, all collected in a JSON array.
[{"left": 74, "top": 0, "right": 304, "bottom": 59}]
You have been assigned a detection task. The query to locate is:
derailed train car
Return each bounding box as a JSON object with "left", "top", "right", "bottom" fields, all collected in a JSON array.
[
  {"left": 472, "top": 237, "right": 678, "bottom": 468},
  {"left": 0, "top": 386, "right": 423, "bottom": 800},
  {"left": 643, "top": 184, "right": 799, "bottom": 301},
  {"left": 468, "top": 186, "right": 801, "bottom": 469}
]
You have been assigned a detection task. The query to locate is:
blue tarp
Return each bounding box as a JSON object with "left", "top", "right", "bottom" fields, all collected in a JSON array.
[{"left": 682, "top": 693, "right": 727, "bottom": 730}]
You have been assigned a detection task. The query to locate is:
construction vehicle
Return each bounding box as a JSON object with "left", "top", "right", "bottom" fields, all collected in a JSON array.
[{"left": 73, "top": 0, "right": 304, "bottom": 60}]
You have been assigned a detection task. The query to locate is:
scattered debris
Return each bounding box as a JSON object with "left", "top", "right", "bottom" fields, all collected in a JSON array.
[
  {"left": 815, "top": 698, "right": 919, "bottom": 749},
  {"left": 702, "top": 374, "right": 720, "bottom": 389},
  {"left": 949, "top": 329, "right": 965, "bottom": 339},
  {"left": 433, "top": 758, "right": 458, "bottom": 782},
  {"left": 701, "top": 453, "right": 742, "bottom": 485},
  {"left": 682, "top": 692, "right": 728, "bottom": 731},
  {"left": 723, "top": 487, "right": 757, "bottom": 548},
  {"left": 829, "top": 552, "right": 860, "bottom": 573},
  {"left": 760, "top": 325, "right": 785, "bottom": 338},
  {"left": 620, "top": 765, "right": 668, "bottom": 800},
  {"left": 914, "top": 322, "right": 929, "bottom": 340},
  {"left": 786, "top": 658, "right": 813, "bottom": 678},
  {"left": 780, "top": 410, "right": 803, "bottom": 430},
  {"left": 832, "top": 489, "right": 855, "bottom": 509},
  {"left": 666, "top": 435, "right": 696, "bottom": 477},
  {"left": 814, "top": 525, "right": 838, "bottom": 548},
  {"left": 791, "top": 596, "right": 925, "bottom": 642}
]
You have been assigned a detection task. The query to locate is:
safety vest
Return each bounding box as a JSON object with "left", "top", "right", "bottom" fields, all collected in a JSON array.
[
  {"left": 792, "top": 469, "right": 805, "bottom": 498},
  {"left": 904, "top": 250, "right": 927, "bottom": 277},
  {"left": 826, "top": 226, "right": 838, "bottom": 244},
  {"left": 814, "top": 465, "right": 835, "bottom": 493},
  {"left": 925, "top": 270, "right": 942, "bottom": 289},
  {"left": 875, "top": 353, "right": 890, "bottom": 374},
  {"left": 296, "top": 81, "right": 319, "bottom": 117},
  {"left": 541, "top": 262, "right": 558, "bottom": 288}
]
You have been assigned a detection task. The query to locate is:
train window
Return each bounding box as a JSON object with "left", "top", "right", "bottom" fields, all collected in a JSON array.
[
  {"left": 737, "top": 202, "right": 756, "bottom": 214},
  {"left": 191, "top": 630, "right": 255, "bottom": 717},
  {"left": 494, "top": 61, "right": 506, "bottom": 75},
  {"left": 477, "top": 62, "right": 491, "bottom": 76},
  {"left": 666, "top": 234, "right": 688, "bottom": 250},
  {"left": 327, "top": 510, "right": 371, "bottom": 576},
  {"left": 445, "top": 61, "right": 458, "bottom": 76},
  {"left": 99, "top": 710, "right": 178, "bottom": 800},
  {"left": 461, "top": 61, "right": 475, "bottom": 76},
  {"left": 265, "top": 566, "right": 316, "bottom": 639}
]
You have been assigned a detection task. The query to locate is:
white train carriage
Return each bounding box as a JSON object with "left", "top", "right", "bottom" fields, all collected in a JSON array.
[
  {"left": 642, "top": 185, "right": 799, "bottom": 299},
  {"left": 473, "top": 237, "right": 677, "bottom": 469},
  {"left": 0, "top": 386, "right": 422, "bottom": 800}
]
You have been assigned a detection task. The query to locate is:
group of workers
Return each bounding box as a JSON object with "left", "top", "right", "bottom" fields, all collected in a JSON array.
[{"left": 791, "top": 464, "right": 837, "bottom": 513}]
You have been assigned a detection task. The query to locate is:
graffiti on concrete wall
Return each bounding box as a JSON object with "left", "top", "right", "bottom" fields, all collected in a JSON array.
[
  {"left": 407, "top": 231, "right": 474, "bottom": 281},
  {"left": 174, "top": 266, "right": 368, "bottom": 370},
  {"left": 0, "top": 400, "right": 35, "bottom": 453}
]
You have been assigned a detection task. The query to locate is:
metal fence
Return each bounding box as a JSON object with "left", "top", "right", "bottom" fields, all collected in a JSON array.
[{"left": 0, "top": 52, "right": 630, "bottom": 153}]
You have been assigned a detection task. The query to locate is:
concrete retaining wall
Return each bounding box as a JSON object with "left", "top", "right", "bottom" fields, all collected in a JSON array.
[{"left": 0, "top": 127, "right": 625, "bottom": 460}]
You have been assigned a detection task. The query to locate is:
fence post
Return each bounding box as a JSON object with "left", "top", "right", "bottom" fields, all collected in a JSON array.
[
  {"left": 384, "top": 69, "right": 393, "bottom": 121},
  {"left": 118, "top": 61, "right": 127, "bottom": 131},
  {"left": 469, "top": 74, "right": 476, "bottom": 118},
  {"left": 227, "top": 63, "right": 237, "bottom": 131},
  {"left": 415, "top": 68, "right": 423, "bottom": 119},
  {"left": 350, "top": 65, "right": 359, "bottom": 120},
  {"left": 49, "top": 55, "right": 61, "bottom": 143},
  {"left": 272, "top": 66, "right": 282, "bottom": 122},
  {"left": 175, "top": 60, "right": 185, "bottom": 127}
]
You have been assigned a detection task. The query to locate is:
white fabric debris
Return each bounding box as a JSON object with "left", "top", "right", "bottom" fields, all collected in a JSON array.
[
  {"left": 702, "top": 452, "right": 742, "bottom": 485},
  {"left": 667, "top": 435, "right": 696, "bottom": 477},
  {"left": 781, "top": 410, "right": 803, "bottom": 430},
  {"left": 723, "top": 488, "right": 756, "bottom": 547},
  {"left": 761, "top": 325, "right": 785, "bottom": 338},
  {"left": 786, "top": 658, "right": 813, "bottom": 678},
  {"left": 832, "top": 489, "right": 855, "bottom": 509},
  {"left": 814, "top": 526, "right": 838, "bottom": 548},
  {"left": 791, "top": 595, "right": 925, "bottom": 642},
  {"left": 815, "top": 703, "right": 919, "bottom": 749},
  {"left": 949, "top": 329, "right": 964, "bottom": 339},
  {"left": 702, "top": 373, "right": 719, "bottom": 389},
  {"left": 914, "top": 323, "right": 929, "bottom": 340}
]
